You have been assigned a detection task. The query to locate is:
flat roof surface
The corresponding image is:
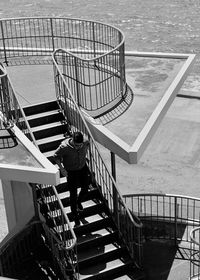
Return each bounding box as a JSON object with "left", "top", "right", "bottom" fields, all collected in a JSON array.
[
  {"left": 6, "top": 52, "right": 195, "bottom": 165},
  {"left": 0, "top": 138, "right": 42, "bottom": 167},
  {"left": 106, "top": 55, "right": 186, "bottom": 146}
]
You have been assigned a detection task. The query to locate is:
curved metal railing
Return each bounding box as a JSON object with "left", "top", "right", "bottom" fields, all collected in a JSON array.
[
  {"left": 0, "top": 17, "right": 126, "bottom": 115},
  {"left": 0, "top": 63, "right": 36, "bottom": 145},
  {"left": 52, "top": 53, "right": 143, "bottom": 267},
  {"left": 0, "top": 17, "right": 124, "bottom": 59},
  {"left": 123, "top": 193, "right": 200, "bottom": 245},
  {"left": 0, "top": 220, "right": 73, "bottom": 279},
  {"left": 53, "top": 47, "right": 126, "bottom": 114},
  {"left": 190, "top": 227, "right": 200, "bottom": 280},
  {"left": 35, "top": 183, "right": 78, "bottom": 279}
]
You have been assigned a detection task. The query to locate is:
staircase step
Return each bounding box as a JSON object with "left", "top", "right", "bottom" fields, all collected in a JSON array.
[
  {"left": 31, "top": 121, "right": 65, "bottom": 132},
  {"left": 73, "top": 216, "right": 114, "bottom": 236},
  {"left": 27, "top": 110, "right": 64, "bottom": 127},
  {"left": 21, "top": 96, "right": 144, "bottom": 280},
  {"left": 114, "top": 271, "right": 145, "bottom": 280},
  {"left": 114, "top": 276, "right": 135, "bottom": 280},
  {"left": 36, "top": 133, "right": 64, "bottom": 145},
  {"left": 79, "top": 257, "right": 133, "bottom": 280},
  {"left": 77, "top": 228, "right": 118, "bottom": 250},
  {"left": 26, "top": 109, "right": 60, "bottom": 120},
  {"left": 58, "top": 187, "right": 101, "bottom": 203},
  {"left": 23, "top": 100, "right": 59, "bottom": 116},
  {"left": 40, "top": 187, "right": 101, "bottom": 214},
  {"left": 37, "top": 134, "right": 64, "bottom": 153},
  {"left": 43, "top": 149, "right": 56, "bottom": 162},
  {"left": 33, "top": 122, "right": 68, "bottom": 140},
  {"left": 54, "top": 203, "right": 107, "bottom": 227},
  {"left": 78, "top": 243, "right": 125, "bottom": 268},
  {"left": 45, "top": 187, "right": 101, "bottom": 208},
  {"left": 25, "top": 100, "right": 140, "bottom": 280}
]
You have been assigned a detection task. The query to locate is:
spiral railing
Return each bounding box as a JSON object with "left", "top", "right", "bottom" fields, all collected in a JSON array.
[
  {"left": 190, "top": 227, "right": 200, "bottom": 280},
  {"left": 123, "top": 193, "right": 200, "bottom": 246},
  {"left": 0, "top": 63, "right": 36, "bottom": 147},
  {"left": 0, "top": 220, "right": 74, "bottom": 279},
  {"left": 0, "top": 17, "right": 127, "bottom": 115}
]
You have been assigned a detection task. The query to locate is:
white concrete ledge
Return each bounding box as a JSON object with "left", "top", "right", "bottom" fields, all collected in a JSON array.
[
  {"left": 84, "top": 52, "right": 196, "bottom": 164},
  {"left": 0, "top": 124, "right": 60, "bottom": 185}
]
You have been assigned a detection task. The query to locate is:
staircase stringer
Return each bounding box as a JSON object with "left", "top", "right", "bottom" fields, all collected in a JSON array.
[
  {"left": 33, "top": 181, "right": 79, "bottom": 280},
  {"left": 52, "top": 53, "right": 144, "bottom": 268}
]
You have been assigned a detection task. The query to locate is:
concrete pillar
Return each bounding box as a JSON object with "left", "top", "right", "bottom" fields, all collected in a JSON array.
[{"left": 2, "top": 180, "right": 34, "bottom": 232}]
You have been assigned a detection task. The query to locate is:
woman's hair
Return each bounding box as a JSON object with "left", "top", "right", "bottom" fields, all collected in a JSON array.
[{"left": 73, "top": 131, "right": 83, "bottom": 143}]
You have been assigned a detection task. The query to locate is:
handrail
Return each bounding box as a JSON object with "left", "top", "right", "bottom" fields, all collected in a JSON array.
[
  {"left": 0, "top": 220, "right": 41, "bottom": 276},
  {"left": 0, "top": 64, "right": 37, "bottom": 145},
  {"left": 52, "top": 50, "right": 143, "bottom": 266},
  {"left": 36, "top": 183, "right": 77, "bottom": 249},
  {"left": 52, "top": 51, "right": 140, "bottom": 228},
  {"left": 0, "top": 16, "right": 125, "bottom": 50},
  {"left": 123, "top": 193, "right": 200, "bottom": 245},
  {"left": 52, "top": 184, "right": 77, "bottom": 250},
  {"left": 124, "top": 192, "right": 200, "bottom": 201},
  {"left": 189, "top": 227, "right": 200, "bottom": 280},
  {"left": 0, "top": 17, "right": 125, "bottom": 60},
  {"left": 0, "top": 220, "right": 72, "bottom": 279},
  {"left": 6, "top": 73, "right": 37, "bottom": 146},
  {"left": 0, "top": 17, "right": 127, "bottom": 113},
  {"left": 35, "top": 182, "right": 78, "bottom": 278},
  {"left": 190, "top": 227, "right": 200, "bottom": 246}
]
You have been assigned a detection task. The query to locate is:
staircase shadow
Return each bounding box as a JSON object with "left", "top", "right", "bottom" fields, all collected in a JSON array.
[
  {"left": 142, "top": 222, "right": 191, "bottom": 280},
  {"left": 77, "top": 222, "right": 106, "bottom": 275},
  {"left": 94, "top": 84, "right": 134, "bottom": 125}
]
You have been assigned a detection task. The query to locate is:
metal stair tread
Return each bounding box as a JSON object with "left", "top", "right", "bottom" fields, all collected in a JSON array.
[
  {"left": 44, "top": 187, "right": 100, "bottom": 206},
  {"left": 50, "top": 200, "right": 102, "bottom": 216},
  {"left": 43, "top": 149, "right": 56, "bottom": 159},
  {"left": 31, "top": 121, "right": 66, "bottom": 132},
  {"left": 23, "top": 99, "right": 58, "bottom": 113},
  {"left": 78, "top": 243, "right": 121, "bottom": 263},
  {"left": 55, "top": 214, "right": 110, "bottom": 232},
  {"left": 113, "top": 275, "right": 135, "bottom": 280},
  {"left": 72, "top": 216, "right": 112, "bottom": 234},
  {"left": 58, "top": 187, "right": 100, "bottom": 201},
  {"left": 26, "top": 109, "right": 60, "bottom": 120},
  {"left": 79, "top": 257, "right": 133, "bottom": 280},
  {"left": 79, "top": 213, "right": 108, "bottom": 224},
  {"left": 77, "top": 227, "right": 116, "bottom": 246},
  {"left": 36, "top": 133, "right": 64, "bottom": 145}
]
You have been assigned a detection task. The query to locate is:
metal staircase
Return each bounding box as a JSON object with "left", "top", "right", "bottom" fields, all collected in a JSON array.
[{"left": 23, "top": 99, "right": 144, "bottom": 280}]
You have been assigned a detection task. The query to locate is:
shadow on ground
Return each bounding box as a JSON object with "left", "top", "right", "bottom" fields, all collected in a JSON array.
[{"left": 142, "top": 239, "right": 190, "bottom": 280}]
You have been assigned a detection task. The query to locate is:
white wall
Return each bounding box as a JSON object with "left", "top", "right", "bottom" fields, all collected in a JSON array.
[{"left": 2, "top": 180, "right": 34, "bottom": 233}]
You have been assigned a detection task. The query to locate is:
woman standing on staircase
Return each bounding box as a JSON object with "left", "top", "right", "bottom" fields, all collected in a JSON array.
[{"left": 53, "top": 131, "right": 90, "bottom": 227}]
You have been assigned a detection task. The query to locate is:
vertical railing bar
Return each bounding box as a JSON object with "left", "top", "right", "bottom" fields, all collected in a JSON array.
[{"left": 0, "top": 21, "right": 8, "bottom": 65}]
